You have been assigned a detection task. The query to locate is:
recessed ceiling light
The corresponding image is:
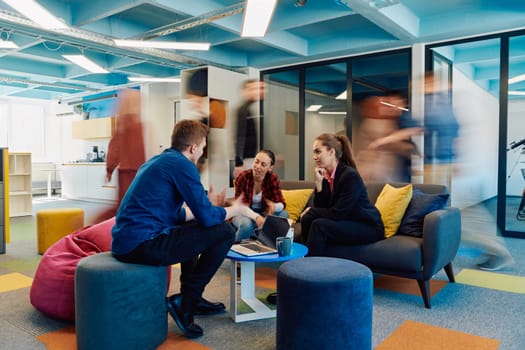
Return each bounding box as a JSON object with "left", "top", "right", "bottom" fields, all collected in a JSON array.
[
  {"left": 128, "top": 77, "right": 181, "bottom": 83},
  {"left": 62, "top": 55, "right": 108, "bottom": 74},
  {"left": 241, "top": 0, "right": 278, "bottom": 37},
  {"left": 509, "top": 74, "right": 525, "bottom": 85},
  {"left": 114, "top": 40, "right": 210, "bottom": 51},
  {"left": 0, "top": 40, "right": 18, "bottom": 48},
  {"left": 509, "top": 90, "right": 525, "bottom": 96}
]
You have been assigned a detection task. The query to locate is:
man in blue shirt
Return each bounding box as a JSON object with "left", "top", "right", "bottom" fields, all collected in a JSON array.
[{"left": 112, "top": 119, "right": 257, "bottom": 338}]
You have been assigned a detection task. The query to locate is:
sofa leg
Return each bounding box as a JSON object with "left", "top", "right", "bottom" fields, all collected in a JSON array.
[
  {"left": 444, "top": 263, "right": 455, "bottom": 283},
  {"left": 417, "top": 279, "right": 431, "bottom": 309}
]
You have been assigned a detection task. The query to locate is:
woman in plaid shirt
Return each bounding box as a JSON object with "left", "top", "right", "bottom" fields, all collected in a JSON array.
[{"left": 232, "top": 149, "right": 288, "bottom": 242}]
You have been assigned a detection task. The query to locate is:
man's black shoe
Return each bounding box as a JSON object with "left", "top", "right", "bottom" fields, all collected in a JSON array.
[
  {"left": 166, "top": 295, "right": 203, "bottom": 339},
  {"left": 266, "top": 292, "right": 277, "bottom": 305},
  {"left": 194, "top": 297, "right": 226, "bottom": 316}
]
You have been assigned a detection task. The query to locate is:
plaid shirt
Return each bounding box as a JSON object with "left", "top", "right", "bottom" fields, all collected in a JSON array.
[{"left": 234, "top": 169, "right": 285, "bottom": 213}]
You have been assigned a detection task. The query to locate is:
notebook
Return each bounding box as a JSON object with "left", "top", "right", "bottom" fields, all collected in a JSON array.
[{"left": 230, "top": 215, "right": 291, "bottom": 256}]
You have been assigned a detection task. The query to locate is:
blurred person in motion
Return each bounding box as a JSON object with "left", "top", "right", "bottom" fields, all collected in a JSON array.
[
  {"left": 233, "top": 79, "right": 266, "bottom": 178},
  {"left": 232, "top": 149, "right": 288, "bottom": 242},
  {"left": 356, "top": 93, "right": 421, "bottom": 183},
  {"left": 185, "top": 68, "right": 210, "bottom": 174},
  {"left": 423, "top": 71, "right": 513, "bottom": 270},
  {"left": 300, "top": 133, "right": 384, "bottom": 255},
  {"left": 111, "top": 119, "right": 258, "bottom": 338},
  {"left": 423, "top": 72, "right": 460, "bottom": 188},
  {"left": 94, "top": 89, "right": 145, "bottom": 222}
]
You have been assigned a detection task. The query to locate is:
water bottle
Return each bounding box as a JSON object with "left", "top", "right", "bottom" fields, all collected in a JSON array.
[{"left": 286, "top": 227, "right": 294, "bottom": 242}]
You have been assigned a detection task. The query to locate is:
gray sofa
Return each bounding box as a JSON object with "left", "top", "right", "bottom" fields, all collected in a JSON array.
[{"left": 279, "top": 180, "right": 462, "bottom": 308}]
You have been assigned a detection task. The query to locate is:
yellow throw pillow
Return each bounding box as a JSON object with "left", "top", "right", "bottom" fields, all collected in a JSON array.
[
  {"left": 374, "top": 184, "right": 413, "bottom": 238},
  {"left": 281, "top": 189, "right": 314, "bottom": 223}
]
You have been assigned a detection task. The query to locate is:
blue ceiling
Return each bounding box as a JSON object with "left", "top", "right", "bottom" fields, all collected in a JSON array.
[{"left": 0, "top": 0, "right": 523, "bottom": 100}]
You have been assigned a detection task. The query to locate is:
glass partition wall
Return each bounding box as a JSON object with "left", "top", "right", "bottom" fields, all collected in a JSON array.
[
  {"left": 505, "top": 34, "right": 525, "bottom": 237},
  {"left": 262, "top": 30, "right": 525, "bottom": 238},
  {"left": 427, "top": 31, "right": 525, "bottom": 238},
  {"left": 262, "top": 49, "right": 411, "bottom": 182},
  {"left": 304, "top": 63, "right": 347, "bottom": 181},
  {"left": 262, "top": 70, "right": 300, "bottom": 180}
]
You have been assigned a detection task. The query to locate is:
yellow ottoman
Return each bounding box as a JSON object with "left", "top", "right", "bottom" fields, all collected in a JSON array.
[{"left": 37, "top": 208, "right": 85, "bottom": 254}]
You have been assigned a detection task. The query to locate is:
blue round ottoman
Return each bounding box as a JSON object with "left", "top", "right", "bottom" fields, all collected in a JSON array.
[
  {"left": 75, "top": 252, "right": 168, "bottom": 350},
  {"left": 276, "top": 257, "right": 373, "bottom": 350}
]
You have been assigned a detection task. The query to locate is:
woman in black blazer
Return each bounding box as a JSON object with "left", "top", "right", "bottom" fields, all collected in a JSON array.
[{"left": 300, "top": 133, "right": 384, "bottom": 256}]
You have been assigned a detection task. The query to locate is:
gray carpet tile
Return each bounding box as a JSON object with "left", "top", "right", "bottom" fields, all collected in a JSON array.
[{"left": 1, "top": 196, "right": 525, "bottom": 349}]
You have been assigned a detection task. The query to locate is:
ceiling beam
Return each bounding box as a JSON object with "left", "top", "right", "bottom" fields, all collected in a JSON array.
[{"left": 340, "top": 0, "right": 419, "bottom": 41}]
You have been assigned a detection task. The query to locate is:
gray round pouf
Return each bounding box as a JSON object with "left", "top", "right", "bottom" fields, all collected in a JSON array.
[
  {"left": 276, "top": 257, "right": 373, "bottom": 350},
  {"left": 75, "top": 252, "right": 168, "bottom": 350}
]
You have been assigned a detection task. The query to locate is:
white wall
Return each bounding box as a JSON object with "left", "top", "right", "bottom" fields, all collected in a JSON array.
[
  {"left": 0, "top": 97, "right": 60, "bottom": 162},
  {"left": 451, "top": 68, "right": 499, "bottom": 207},
  {"left": 140, "top": 82, "right": 180, "bottom": 159}
]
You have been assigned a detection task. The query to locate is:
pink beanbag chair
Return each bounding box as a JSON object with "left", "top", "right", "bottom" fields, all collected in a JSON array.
[{"left": 30, "top": 217, "right": 115, "bottom": 321}]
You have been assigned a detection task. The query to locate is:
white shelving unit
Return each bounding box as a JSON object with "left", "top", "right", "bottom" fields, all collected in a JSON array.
[{"left": 8, "top": 152, "right": 32, "bottom": 217}]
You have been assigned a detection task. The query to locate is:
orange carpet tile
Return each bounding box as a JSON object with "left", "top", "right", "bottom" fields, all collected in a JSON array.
[
  {"left": 36, "top": 326, "right": 211, "bottom": 350},
  {"left": 374, "top": 275, "right": 448, "bottom": 297},
  {"left": 376, "top": 320, "right": 500, "bottom": 350}
]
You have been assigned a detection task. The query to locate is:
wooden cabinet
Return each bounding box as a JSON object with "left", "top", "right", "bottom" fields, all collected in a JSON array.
[
  {"left": 8, "top": 152, "right": 32, "bottom": 217},
  {"left": 72, "top": 117, "right": 115, "bottom": 139},
  {"left": 1, "top": 148, "right": 8, "bottom": 252}
]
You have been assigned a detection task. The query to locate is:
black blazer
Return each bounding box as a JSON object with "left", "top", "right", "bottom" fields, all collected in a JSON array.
[{"left": 310, "top": 163, "right": 383, "bottom": 227}]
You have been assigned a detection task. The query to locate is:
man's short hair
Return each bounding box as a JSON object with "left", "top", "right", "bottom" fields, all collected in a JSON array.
[{"left": 171, "top": 119, "right": 209, "bottom": 151}]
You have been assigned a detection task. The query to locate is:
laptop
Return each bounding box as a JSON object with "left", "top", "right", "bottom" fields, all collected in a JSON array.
[{"left": 230, "top": 215, "right": 291, "bottom": 256}]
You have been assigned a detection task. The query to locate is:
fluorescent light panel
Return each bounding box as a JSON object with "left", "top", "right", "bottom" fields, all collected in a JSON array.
[
  {"left": 319, "top": 111, "right": 347, "bottom": 115},
  {"left": 380, "top": 101, "right": 409, "bottom": 111},
  {"left": 3, "top": 0, "right": 68, "bottom": 29},
  {"left": 306, "top": 104, "right": 322, "bottom": 112},
  {"left": 509, "top": 91, "right": 525, "bottom": 96},
  {"left": 62, "top": 55, "right": 108, "bottom": 74},
  {"left": 114, "top": 40, "right": 210, "bottom": 51},
  {"left": 129, "top": 77, "right": 181, "bottom": 83},
  {"left": 0, "top": 40, "right": 18, "bottom": 48},
  {"left": 241, "top": 0, "right": 278, "bottom": 37},
  {"left": 336, "top": 90, "right": 347, "bottom": 100},
  {"left": 509, "top": 74, "right": 525, "bottom": 85}
]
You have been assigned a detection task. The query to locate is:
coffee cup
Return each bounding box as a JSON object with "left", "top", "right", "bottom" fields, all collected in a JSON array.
[{"left": 276, "top": 236, "right": 292, "bottom": 256}]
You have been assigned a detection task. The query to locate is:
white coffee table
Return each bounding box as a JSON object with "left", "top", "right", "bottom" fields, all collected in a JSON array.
[{"left": 226, "top": 242, "right": 308, "bottom": 323}]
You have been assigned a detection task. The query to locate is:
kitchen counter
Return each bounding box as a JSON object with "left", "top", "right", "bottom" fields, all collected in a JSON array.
[
  {"left": 63, "top": 162, "right": 106, "bottom": 166},
  {"left": 61, "top": 163, "right": 117, "bottom": 202}
]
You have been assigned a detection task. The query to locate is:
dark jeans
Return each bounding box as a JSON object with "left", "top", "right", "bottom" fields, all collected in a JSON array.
[
  {"left": 113, "top": 221, "right": 235, "bottom": 311},
  {"left": 302, "top": 215, "right": 383, "bottom": 256}
]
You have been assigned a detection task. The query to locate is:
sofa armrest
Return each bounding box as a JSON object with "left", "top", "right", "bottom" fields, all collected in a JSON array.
[{"left": 421, "top": 207, "right": 461, "bottom": 279}]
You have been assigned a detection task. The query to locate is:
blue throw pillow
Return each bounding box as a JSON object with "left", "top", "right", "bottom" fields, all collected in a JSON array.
[{"left": 397, "top": 188, "right": 449, "bottom": 237}]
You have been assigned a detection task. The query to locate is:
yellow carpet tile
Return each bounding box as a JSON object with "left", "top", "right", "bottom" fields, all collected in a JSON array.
[
  {"left": 0, "top": 272, "right": 33, "bottom": 293},
  {"left": 456, "top": 269, "right": 525, "bottom": 293}
]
